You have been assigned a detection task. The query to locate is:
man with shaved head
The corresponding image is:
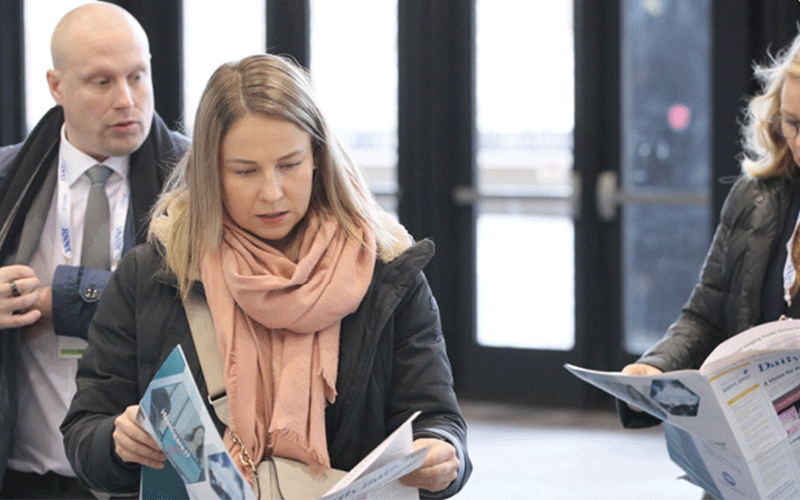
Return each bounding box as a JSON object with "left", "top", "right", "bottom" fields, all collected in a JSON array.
[{"left": 0, "top": 2, "right": 187, "bottom": 497}]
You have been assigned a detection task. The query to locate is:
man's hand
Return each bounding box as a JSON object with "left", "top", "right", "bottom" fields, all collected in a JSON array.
[
  {"left": 621, "top": 363, "right": 664, "bottom": 411},
  {"left": 33, "top": 285, "right": 52, "bottom": 318},
  {"left": 0, "top": 265, "right": 42, "bottom": 329},
  {"left": 399, "top": 438, "right": 459, "bottom": 493},
  {"left": 113, "top": 405, "right": 166, "bottom": 469}
]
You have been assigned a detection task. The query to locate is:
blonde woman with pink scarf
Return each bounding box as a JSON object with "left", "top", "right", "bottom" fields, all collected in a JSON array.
[{"left": 61, "top": 54, "right": 472, "bottom": 498}]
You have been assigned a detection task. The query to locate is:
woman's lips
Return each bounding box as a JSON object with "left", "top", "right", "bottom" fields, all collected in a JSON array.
[{"left": 258, "top": 212, "right": 288, "bottom": 225}]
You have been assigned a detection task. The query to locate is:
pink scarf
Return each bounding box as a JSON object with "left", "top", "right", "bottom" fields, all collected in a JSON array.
[{"left": 200, "top": 215, "right": 375, "bottom": 474}]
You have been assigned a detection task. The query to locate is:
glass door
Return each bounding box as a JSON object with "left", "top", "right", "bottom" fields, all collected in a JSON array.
[
  {"left": 183, "top": 0, "right": 266, "bottom": 134},
  {"left": 616, "top": 0, "right": 711, "bottom": 361},
  {"left": 309, "top": 0, "right": 398, "bottom": 213},
  {"left": 458, "top": 0, "right": 583, "bottom": 406},
  {"left": 475, "top": 0, "right": 575, "bottom": 352},
  {"left": 459, "top": 0, "right": 713, "bottom": 407}
]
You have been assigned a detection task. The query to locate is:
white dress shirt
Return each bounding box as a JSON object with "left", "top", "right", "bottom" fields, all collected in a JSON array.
[{"left": 7, "top": 126, "right": 129, "bottom": 476}]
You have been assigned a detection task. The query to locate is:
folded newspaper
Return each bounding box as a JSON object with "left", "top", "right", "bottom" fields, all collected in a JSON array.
[
  {"left": 565, "top": 318, "right": 800, "bottom": 500},
  {"left": 138, "top": 344, "right": 428, "bottom": 500}
]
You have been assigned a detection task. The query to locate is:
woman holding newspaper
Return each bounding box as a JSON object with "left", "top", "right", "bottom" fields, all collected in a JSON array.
[
  {"left": 61, "top": 54, "right": 471, "bottom": 498},
  {"left": 619, "top": 32, "right": 800, "bottom": 428}
]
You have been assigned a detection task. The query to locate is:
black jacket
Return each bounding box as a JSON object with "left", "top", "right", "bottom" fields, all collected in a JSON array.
[
  {"left": 0, "top": 106, "right": 187, "bottom": 485},
  {"left": 61, "top": 239, "right": 472, "bottom": 498},
  {"left": 620, "top": 173, "right": 796, "bottom": 427}
]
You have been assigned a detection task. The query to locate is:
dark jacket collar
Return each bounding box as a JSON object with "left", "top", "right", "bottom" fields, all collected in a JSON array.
[
  {"left": 0, "top": 106, "right": 187, "bottom": 263},
  {"left": 0, "top": 106, "right": 62, "bottom": 262}
]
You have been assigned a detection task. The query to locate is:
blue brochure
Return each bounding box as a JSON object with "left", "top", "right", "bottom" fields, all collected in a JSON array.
[{"left": 138, "top": 345, "right": 255, "bottom": 500}]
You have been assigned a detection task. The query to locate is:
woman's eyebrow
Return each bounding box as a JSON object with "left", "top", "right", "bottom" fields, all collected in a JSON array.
[{"left": 276, "top": 148, "right": 306, "bottom": 161}]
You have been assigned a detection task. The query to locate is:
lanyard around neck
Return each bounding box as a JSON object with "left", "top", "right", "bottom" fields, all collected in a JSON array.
[{"left": 56, "top": 160, "right": 129, "bottom": 271}]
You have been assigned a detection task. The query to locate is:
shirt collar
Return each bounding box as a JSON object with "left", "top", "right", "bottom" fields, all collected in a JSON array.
[{"left": 59, "top": 125, "right": 129, "bottom": 186}]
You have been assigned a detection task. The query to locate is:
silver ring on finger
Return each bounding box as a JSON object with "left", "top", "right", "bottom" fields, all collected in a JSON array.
[{"left": 8, "top": 280, "right": 21, "bottom": 297}]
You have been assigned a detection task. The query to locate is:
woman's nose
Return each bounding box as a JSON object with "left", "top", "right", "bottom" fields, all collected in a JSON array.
[{"left": 260, "top": 171, "right": 283, "bottom": 200}]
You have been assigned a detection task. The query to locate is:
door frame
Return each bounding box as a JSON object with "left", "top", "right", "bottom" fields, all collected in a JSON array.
[{"left": 397, "top": 0, "right": 623, "bottom": 408}]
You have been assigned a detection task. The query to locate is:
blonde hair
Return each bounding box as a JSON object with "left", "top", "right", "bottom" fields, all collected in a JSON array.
[
  {"left": 149, "top": 54, "right": 410, "bottom": 297},
  {"left": 742, "top": 33, "right": 800, "bottom": 178}
]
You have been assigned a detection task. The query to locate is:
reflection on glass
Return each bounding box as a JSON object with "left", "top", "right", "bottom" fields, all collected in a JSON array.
[
  {"left": 621, "top": 0, "right": 711, "bottom": 353},
  {"left": 476, "top": 0, "right": 575, "bottom": 350},
  {"left": 183, "top": 0, "right": 265, "bottom": 134},
  {"left": 310, "top": 0, "right": 398, "bottom": 212}
]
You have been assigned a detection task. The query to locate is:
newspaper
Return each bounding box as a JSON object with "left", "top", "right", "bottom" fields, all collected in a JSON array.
[
  {"left": 138, "top": 345, "right": 427, "bottom": 500},
  {"left": 565, "top": 318, "right": 800, "bottom": 500}
]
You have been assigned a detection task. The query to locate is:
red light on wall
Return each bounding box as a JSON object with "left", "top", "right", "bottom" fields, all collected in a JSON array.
[{"left": 668, "top": 104, "right": 691, "bottom": 131}]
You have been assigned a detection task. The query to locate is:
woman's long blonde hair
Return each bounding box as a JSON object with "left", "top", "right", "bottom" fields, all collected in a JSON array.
[
  {"left": 149, "top": 54, "right": 410, "bottom": 298},
  {"left": 742, "top": 33, "right": 800, "bottom": 178}
]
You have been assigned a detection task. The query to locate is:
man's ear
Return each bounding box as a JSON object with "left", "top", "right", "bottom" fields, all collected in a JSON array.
[{"left": 46, "top": 69, "right": 63, "bottom": 105}]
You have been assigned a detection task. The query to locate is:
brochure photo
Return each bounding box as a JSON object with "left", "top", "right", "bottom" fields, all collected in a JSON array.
[{"left": 137, "top": 345, "right": 255, "bottom": 500}]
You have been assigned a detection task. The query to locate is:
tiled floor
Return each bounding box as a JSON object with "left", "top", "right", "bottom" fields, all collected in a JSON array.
[{"left": 455, "top": 400, "right": 702, "bottom": 499}]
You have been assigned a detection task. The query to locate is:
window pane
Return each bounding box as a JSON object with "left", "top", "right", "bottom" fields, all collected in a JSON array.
[
  {"left": 309, "top": 0, "right": 398, "bottom": 212},
  {"left": 476, "top": 0, "right": 575, "bottom": 350},
  {"left": 24, "top": 0, "right": 87, "bottom": 133},
  {"left": 621, "top": 0, "right": 711, "bottom": 353},
  {"left": 183, "top": 0, "right": 266, "bottom": 134}
]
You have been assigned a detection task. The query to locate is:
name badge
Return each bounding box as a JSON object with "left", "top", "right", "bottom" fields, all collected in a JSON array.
[{"left": 58, "top": 336, "right": 88, "bottom": 359}]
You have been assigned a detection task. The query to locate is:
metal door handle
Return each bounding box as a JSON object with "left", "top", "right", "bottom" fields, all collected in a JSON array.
[{"left": 595, "top": 170, "right": 709, "bottom": 222}]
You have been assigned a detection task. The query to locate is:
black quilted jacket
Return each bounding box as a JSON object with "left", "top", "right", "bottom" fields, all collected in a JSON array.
[
  {"left": 620, "top": 173, "right": 796, "bottom": 428},
  {"left": 61, "top": 239, "right": 472, "bottom": 498}
]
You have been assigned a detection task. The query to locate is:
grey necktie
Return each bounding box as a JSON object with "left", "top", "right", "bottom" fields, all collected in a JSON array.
[{"left": 81, "top": 164, "right": 113, "bottom": 270}]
